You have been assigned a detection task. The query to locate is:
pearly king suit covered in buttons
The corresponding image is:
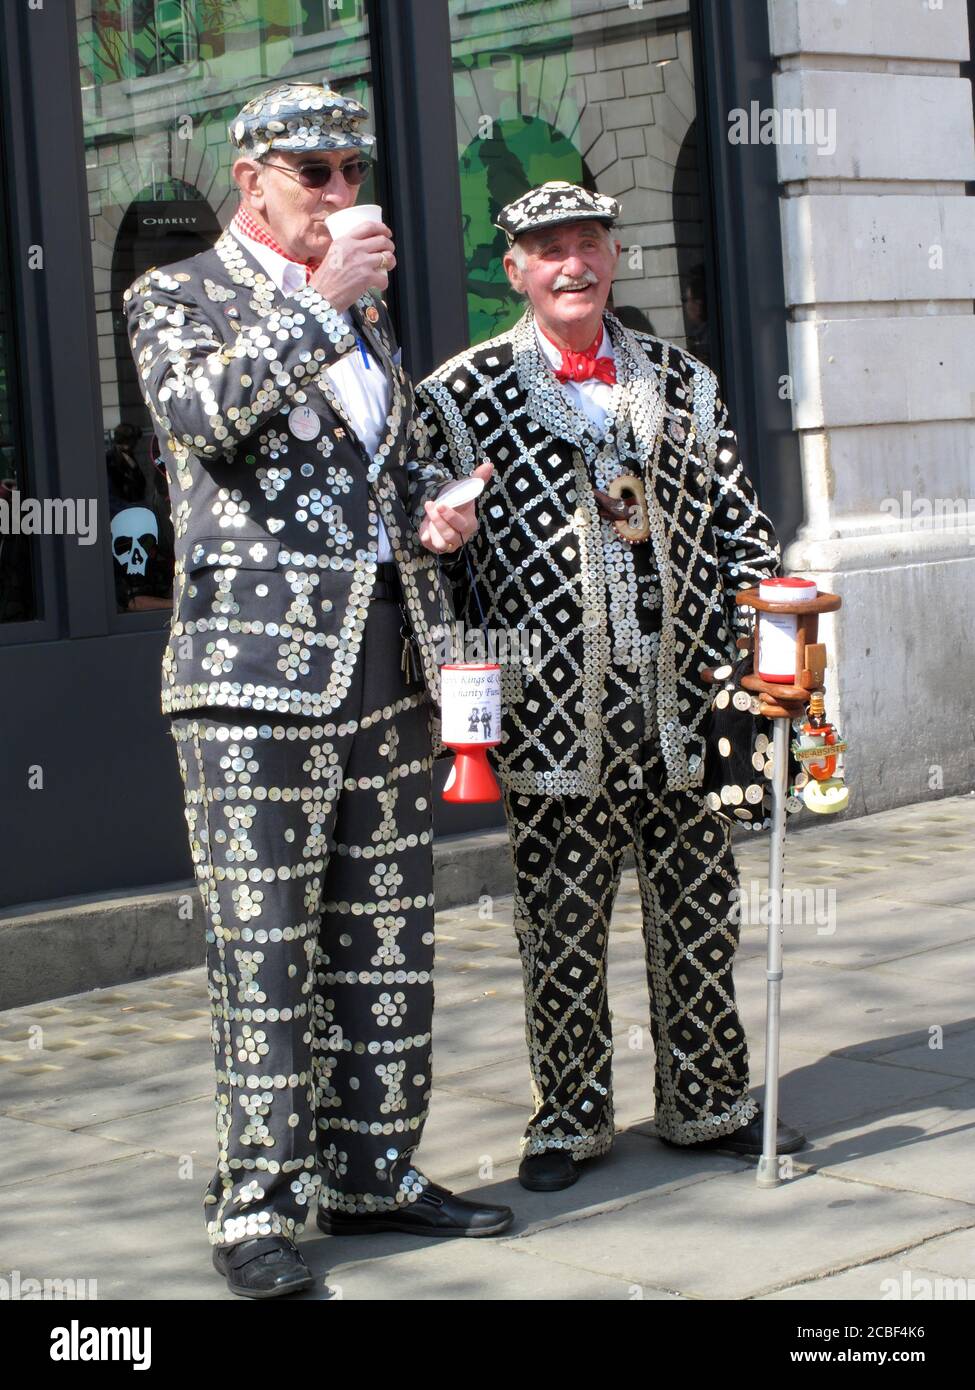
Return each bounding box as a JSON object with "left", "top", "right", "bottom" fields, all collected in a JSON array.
[
  {"left": 125, "top": 231, "right": 450, "bottom": 713},
  {"left": 124, "top": 227, "right": 454, "bottom": 1246},
  {"left": 411, "top": 305, "right": 782, "bottom": 1157}
]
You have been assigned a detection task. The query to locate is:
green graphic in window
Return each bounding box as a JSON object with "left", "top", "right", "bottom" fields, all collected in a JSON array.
[{"left": 459, "top": 115, "right": 587, "bottom": 344}]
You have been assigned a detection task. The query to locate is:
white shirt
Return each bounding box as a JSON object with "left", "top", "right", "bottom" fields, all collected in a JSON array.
[
  {"left": 229, "top": 223, "right": 394, "bottom": 561},
  {"left": 534, "top": 320, "right": 615, "bottom": 432}
]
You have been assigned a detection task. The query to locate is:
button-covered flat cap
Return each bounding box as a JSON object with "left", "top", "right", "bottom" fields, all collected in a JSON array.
[
  {"left": 495, "top": 181, "right": 620, "bottom": 245},
  {"left": 229, "top": 81, "right": 376, "bottom": 158}
]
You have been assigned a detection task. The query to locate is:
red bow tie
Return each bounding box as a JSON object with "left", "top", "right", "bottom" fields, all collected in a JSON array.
[{"left": 542, "top": 326, "right": 617, "bottom": 385}]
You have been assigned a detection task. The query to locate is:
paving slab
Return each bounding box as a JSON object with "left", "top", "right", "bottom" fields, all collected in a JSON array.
[
  {"left": 888, "top": 1225, "right": 975, "bottom": 1280},
  {"left": 317, "top": 1132, "right": 751, "bottom": 1256},
  {"left": 434, "top": 1017, "right": 655, "bottom": 1116},
  {"left": 413, "top": 1087, "right": 527, "bottom": 1187},
  {"left": 728, "top": 965, "right": 975, "bottom": 1059},
  {"left": 0, "top": 1151, "right": 238, "bottom": 1302},
  {"left": 808, "top": 1090, "right": 975, "bottom": 1205},
  {"left": 758, "top": 1250, "right": 975, "bottom": 1300},
  {"left": 509, "top": 1168, "right": 970, "bottom": 1300},
  {"left": 828, "top": 1023, "right": 975, "bottom": 1070},
  {"left": 0, "top": 1115, "right": 143, "bottom": 1191},
  {"left": 76, "top": 1094, "right": 216, "bottom": 1164},
  {"left": 493, "top": 1131, "right": 753, "bottom": 1233},
  {"left": 674, "top": 1043, "right": 964, "bottom": 1138},
  {"left": 1, "top": 1062, "right": 213, "bottom": 1130},
  {"left": 889, "top": 876, "right": 975, "bottom": 913},
  {"left": 765, "top": 897, "right": 975, "bottom": 973},
  {"left": 317, "top": 1235, "right": 673, "bottom": 1301},
  {"left": 863, "top": 938, "right": 975, "bottom": 986},
  {"left": 428, "top": 994, "right": 533, "bottom": 1079}
]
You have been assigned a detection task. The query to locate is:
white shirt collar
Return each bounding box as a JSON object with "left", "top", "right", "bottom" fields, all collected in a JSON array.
[
  {"left": 534, "top": 318, "right": 612, "bottom": 369},
  {"left": 228, "top": 222, "right": 309, "bottom": 298}
]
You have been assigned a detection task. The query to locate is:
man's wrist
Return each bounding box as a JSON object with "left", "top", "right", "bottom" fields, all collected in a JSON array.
[
  {"left": 312, "top": 285, "right": 355, "bottom": 314},
  {"left": 440, "top": 542, "right": 468, "bottom": 570}
]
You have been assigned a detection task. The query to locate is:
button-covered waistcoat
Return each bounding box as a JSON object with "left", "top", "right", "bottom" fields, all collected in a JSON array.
[
  {"left": 124, "top": 227, "right": 452, "bottom": 717},
  {"left": 408, "top": 307, "right": 781, "bottom": 795}
]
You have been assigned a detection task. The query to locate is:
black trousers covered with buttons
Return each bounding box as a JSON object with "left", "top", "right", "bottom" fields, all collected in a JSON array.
[
  {"left": 502, "top": 661, "right": 757, "bottom": 1161},
  {"left": 170, "top": 598, "right": 437, "bottom": 1247}
]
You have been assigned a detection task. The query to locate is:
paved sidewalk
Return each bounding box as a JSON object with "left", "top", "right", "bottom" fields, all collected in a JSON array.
[{"left": 1, "top": 795, "right": 973, "bottom": 1300}]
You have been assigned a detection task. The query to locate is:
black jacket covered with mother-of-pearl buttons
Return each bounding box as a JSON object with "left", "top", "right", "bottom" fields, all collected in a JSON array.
[{"left": 124, "top": 225, "right": 453, "bottom": 718}]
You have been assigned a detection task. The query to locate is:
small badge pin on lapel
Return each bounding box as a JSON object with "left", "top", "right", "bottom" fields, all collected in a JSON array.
[
  {"left": 365, "top": 305, "right": 379, "bottom": 324},
  {"left": 288, "top": 405, "right": 320, "bottom": 441},
  {"left": 334, "top": 427, "right": 346, "bottom": 439}
]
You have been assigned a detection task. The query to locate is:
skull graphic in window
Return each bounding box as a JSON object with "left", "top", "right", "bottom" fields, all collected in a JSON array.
[{"left": 111, "top": 507, "right": 158, "bottom": 576}]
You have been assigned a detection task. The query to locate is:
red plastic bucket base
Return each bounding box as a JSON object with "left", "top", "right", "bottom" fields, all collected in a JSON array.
[{"left": 441, "top": 746, "right": 501, "bottom": 803}]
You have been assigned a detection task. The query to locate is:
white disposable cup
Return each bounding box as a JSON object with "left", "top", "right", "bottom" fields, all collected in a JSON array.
[
  {"left": 326, "top": 204, "right": 384, "bottom": 238},
  {"left": 434, "top": 476, "right": 485, "bottom": 508}
]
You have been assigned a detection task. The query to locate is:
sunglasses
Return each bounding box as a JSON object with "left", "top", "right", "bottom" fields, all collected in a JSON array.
[{"left": 259, "top": 157, "right": 372, "bottom": 190}]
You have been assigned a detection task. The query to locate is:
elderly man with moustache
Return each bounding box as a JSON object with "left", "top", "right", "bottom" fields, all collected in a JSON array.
[
  {"left": 409, "top": 181, "right": 806, "bottom": 1193},
  {"left": 125, "top": 81, "right": 503, "bottom": 1300}
]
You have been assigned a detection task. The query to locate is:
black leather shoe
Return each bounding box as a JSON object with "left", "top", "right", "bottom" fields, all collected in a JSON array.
[
  {"left": 316, "top": 1179, "right": 513, "bottom": 1238},
  {"left": 212, "top": 1235, "right": 314, "bottom": 1299},
  {"left": 660, "top": 1110, "right": 806, "bottom": 1157},
  {"left": 518, "top": 1149, "right": 580, "bottom": 1192}
]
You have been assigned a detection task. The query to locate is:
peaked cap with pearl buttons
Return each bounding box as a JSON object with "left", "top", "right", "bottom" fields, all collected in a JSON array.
[
  {"left": 494, "top": 181, "right": 620, "bottom": 246},
  {"left": 228, "top": 80, "right": 376, "bottom": 159}
]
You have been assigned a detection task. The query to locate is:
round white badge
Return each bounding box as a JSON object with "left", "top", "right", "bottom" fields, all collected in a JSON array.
[{"left": 289, "top": 406, "right": 321, "bottom": 442}]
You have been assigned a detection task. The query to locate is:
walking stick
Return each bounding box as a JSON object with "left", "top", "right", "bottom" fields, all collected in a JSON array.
[
  {"left": 756, "top": 714, "right": 789, "bottom": 1188},
  {"left": 733, "top": 582, "right": 843, "bottom": 1189}
]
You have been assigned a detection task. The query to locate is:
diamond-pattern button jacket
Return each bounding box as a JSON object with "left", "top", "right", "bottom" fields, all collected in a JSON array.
[{"left": 408, "top": 307, "right": 782, "bottom": 797}]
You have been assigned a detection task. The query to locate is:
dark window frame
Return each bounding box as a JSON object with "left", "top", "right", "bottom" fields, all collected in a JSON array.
[
  {"left": 369, "top": 0, "right": 470, "bottom": 380},
  {"left": 1, "top": 0, "right": 122, "bottom": 646},
  {"left": 692, "top": 0, "right": 803, "bottom": 544},
  {"left": 0, "top": 0, "right": 70, "bottom": 645}
]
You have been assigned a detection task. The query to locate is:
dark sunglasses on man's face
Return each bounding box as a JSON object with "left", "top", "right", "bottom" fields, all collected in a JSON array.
[{"left": 260, "top": 157, "right": 372, "bottom": 189}]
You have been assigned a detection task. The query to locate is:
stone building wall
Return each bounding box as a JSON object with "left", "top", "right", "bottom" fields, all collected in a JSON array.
[{"left": 768, "top": 0, "right": 975, "bottom": 810}]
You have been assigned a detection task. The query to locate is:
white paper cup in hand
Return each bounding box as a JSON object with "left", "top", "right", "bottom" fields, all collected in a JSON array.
[
  {"left": 326, "top": 204, "right": 384, "bottom": 238},
  {"left": 434, "top": 476, "right": 485, "bottom": 508}
]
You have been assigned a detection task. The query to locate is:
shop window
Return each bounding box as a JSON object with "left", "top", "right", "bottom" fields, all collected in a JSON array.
[
  {"left": 76, "top": 0, "right": 375, "bottom": 613},
  {"left": 449, "top": 0, "right": 715, "bottom": 362}
]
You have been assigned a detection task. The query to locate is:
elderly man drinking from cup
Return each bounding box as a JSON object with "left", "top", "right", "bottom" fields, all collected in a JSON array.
[{"left": 125, "top": 79, "right": 501, "bottom": 1301}]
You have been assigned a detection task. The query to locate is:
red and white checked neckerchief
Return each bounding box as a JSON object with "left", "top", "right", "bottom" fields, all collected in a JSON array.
[{"left": 230, "top": 205, "right": 322, "bottom": 283}]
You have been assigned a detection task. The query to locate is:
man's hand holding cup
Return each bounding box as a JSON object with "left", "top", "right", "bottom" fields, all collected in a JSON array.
[{"left": 311, "top": 205, "right": 396, "bottom": 312}]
